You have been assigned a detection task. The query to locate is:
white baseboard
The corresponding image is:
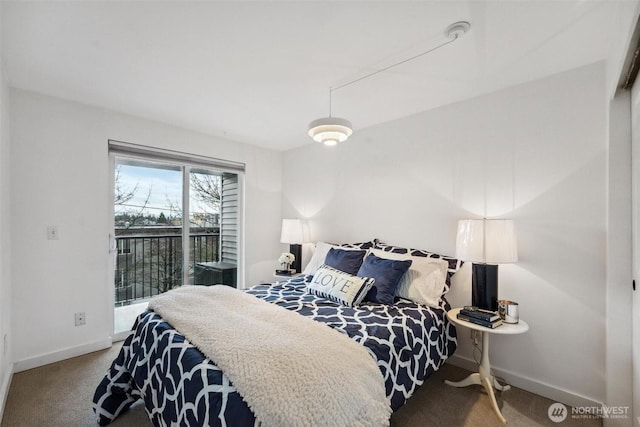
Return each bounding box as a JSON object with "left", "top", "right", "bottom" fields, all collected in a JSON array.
[
  {"left": 0, "top": 362, "right": 14, "bottom": 423},
  {"left": 13, "top": 338, "right": 112, "bottom": 373},
  {"left": 446, "top": 354, "right": 603, "bottom": 409}
]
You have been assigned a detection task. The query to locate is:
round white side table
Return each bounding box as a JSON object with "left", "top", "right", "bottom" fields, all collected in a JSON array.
[{"left": 445, "top": 307, "right": 529, "bottom": 424}]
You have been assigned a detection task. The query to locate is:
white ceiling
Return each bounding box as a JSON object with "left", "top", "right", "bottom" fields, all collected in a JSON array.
[{"left": 1, "top": 1, "right": 626, "bottom": 151}]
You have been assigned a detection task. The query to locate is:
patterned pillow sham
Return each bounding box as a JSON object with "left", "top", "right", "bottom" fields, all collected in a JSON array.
[
  {"left": 370, "top": 248, "right": 448, "bottom": 308},
  {"left": 373, "top": 242, "right": 462, "bottom": 295},
  {"left": 307, "top": 265, "right": 375, "bottom": 307}
]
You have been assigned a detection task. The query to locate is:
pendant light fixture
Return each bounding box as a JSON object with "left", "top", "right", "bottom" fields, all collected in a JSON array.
[
  {"left": 307, "top": 88, "right": 353, "bottom": 146},
  {"left": 308, "top": 21, "right": 470, "bottom": 146}
]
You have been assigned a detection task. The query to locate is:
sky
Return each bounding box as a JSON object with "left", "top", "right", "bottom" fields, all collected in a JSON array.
[{"left": 115, "top": 162, "right": 219, "bottom": 219}]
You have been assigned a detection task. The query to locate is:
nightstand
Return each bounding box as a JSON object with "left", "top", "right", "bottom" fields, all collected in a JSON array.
[{"left": 445, "top": 307, "right": 529, "bottom": 424}]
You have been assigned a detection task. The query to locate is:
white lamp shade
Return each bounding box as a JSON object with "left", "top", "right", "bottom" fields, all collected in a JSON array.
[
  {"left": 455, "top": 219, "right": 518, "bottom": 264},
  {"left": 308, "top": 117, "right": 353, "bottom": 146},
  {"left": 280, "top": 219, "right": 304, "bottom": 244}
]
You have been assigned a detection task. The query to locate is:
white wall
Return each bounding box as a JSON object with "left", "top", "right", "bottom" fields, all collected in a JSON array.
[
  {"left": 9, "top": 89, "right": 282, "bottom": 369},
  {"left": 283, "top": 62, "right": 608, "bottom": 407},
  {"left": 0, "top": 1, "right": 13, "bottom": 416}
]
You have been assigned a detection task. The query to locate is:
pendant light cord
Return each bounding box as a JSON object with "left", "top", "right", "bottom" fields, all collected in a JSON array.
[{"left": 328, "top": 29, "right": 464, "bottom": 105}]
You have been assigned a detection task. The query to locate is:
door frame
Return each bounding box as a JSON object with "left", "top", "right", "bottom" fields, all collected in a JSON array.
[
  {"left": 632, "top": 81, "right": 640, "bottom": 427},
  {"left": 107, "top": 141, "right": 246, "bottom": 340}
]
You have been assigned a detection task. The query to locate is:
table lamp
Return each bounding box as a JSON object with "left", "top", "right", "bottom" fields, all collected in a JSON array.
[
  {"left": 280, "top": 219, "right": 304, "bottom": 273},
  {"left": 455, "top": 219, "right": 518, "bottom": 311}
]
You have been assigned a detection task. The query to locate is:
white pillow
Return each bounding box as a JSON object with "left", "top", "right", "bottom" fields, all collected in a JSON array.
[
  {"left": 307, "top": 265, "right": 375, "bottom": 307},
  {"left": 302, "top": 242, "right": 364, "bottom": 275},
  {"left": 369, "top": 248, "right": 448, "bottom": 308}
]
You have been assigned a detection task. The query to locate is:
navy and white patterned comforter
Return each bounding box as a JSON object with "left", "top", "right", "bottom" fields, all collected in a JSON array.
[{"left": 93, "top": 276, "right": 457, "bottom": 426}]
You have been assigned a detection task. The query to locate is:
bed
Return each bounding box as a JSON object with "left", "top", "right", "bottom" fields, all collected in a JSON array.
[{"left": 93, "top": 240, "right": 461, "bottom": 426}]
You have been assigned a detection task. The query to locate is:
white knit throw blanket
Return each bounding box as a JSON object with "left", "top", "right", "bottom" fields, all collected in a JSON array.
[{"left": 148, "top": 286, "right": 391, "bottom": 427}]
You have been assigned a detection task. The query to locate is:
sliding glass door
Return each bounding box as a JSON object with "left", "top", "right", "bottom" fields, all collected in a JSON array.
[{"left": 110, "top": 145, "right": 243, "bottom": 338}]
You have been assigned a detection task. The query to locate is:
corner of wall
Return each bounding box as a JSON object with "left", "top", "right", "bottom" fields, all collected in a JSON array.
[
  {"left": 0, "top": 362, "right": 14, "bottom": 422},
  {"left": 0, "top": 1, "right": 15, "bottom": 421}
]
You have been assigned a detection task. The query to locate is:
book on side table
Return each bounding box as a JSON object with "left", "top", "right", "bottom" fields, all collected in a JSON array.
[{"left": 457, "top": 307, "right": 503, "bottom": 328}]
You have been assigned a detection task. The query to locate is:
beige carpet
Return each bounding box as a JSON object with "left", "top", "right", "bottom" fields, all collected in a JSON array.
[{"left": 1, "top": 344, "right": 602, "bottom": 427}]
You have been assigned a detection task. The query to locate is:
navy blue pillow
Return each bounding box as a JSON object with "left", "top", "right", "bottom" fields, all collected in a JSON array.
[
  {"left": 324, "top": 248, "right": 367, "bottom": 275},
  {"left": 358, "top": 253, "right": 412, "bottom": 305}
]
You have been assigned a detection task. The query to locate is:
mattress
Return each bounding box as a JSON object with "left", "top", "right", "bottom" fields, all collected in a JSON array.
[{"left": 93, "top": 275, "right": 457, "bottom": 426}]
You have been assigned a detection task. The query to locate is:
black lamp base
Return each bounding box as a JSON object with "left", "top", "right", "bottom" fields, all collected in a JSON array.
[
  {"left": 289, "top": 244, "right": 302, "bottom": 274},
  {"left": 472, "top": 263, "right": 498, "bottom": 311}
]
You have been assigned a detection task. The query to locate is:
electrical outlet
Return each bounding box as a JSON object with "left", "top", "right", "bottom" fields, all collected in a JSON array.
[{"left": 74, "top": 312, "right": 86, "bottom": 326}]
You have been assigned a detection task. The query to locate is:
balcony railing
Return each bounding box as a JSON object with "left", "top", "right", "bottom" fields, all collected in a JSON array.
[{"left": 115, "top": 231, "right": 220, "bottom": 306}]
